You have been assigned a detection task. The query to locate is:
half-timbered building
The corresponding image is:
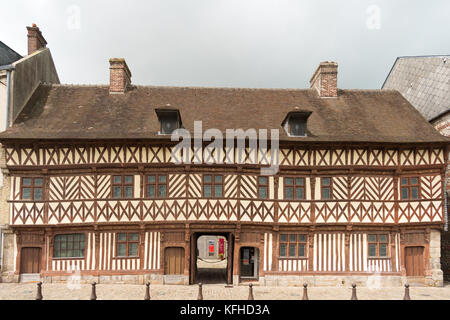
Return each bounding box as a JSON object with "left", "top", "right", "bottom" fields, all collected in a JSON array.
[{"left": 0, "top": 58, "right": 448, "bottom": 287}]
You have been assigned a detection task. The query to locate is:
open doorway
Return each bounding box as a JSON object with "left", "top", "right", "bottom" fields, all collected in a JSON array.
[
  {"left": 190, "top": 232, "right": 233, "bottom": 285},
  {"left": 239, "top": 247, "right": 259, "bottom": 280}
]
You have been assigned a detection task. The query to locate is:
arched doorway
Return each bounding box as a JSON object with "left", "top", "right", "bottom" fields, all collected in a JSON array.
[{"left": 190, "top": 232, "right": 234, "bottom": 285}]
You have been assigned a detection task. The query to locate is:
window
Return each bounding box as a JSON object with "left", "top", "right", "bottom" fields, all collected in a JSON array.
[
  {"left": 53, "top": 234, "right": 85, "bottom": 258},
  {"left": 116, "top": 233, "right": 139, "bottom": 257},
  {"left": 203, "top": 174, "right": 223, "bottom": 198},
  {"left": 21, "top": 177, "right": 44, "bottom": 200},
  {"left": 321, "top": 177, "right": 332, "bottom": 200},
  {"left": 279, "top": 234, "right": 307, "bottom": 258},
  {"left": 281, "top": 112, "right": 311, "bottom": 137},
  {"left": 146, "top": 174, "right": 167, "bottom": 198},
  {"left": 258, "top": 176, "right": 268, "bottom": 199},
  {"left": 284, "top": 177, "right": 305, "bottom": 200},
  {"left": 368, "top": 234, "right": 389, "bottom": 258},
  {"left": 400, "top": 177, "right": 420, "bottom": 200},
  {"left": 112, "top": 175, "right": 134, "bottom": 198},
  {"left": 289, "top": 116, "right": 307, "bottom": 136},
  {"left": 155, "top": 109, "right": 181, "bottom": 135}
]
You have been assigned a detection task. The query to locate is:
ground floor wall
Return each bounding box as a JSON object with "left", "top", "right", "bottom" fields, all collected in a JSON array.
[{"left": 1, "top": 223, "right": 444, "bottom": 287}]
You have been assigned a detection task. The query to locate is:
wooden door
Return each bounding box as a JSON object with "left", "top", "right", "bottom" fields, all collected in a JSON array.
[
  {"left": 164, "top": 247, "right": 185, "bottom": 275},
  {"left": 405, "top": 246, "right": 424, "bottom": 276},
  {"left": 20, "top": 247, "right": 41, "bottom": 274}
]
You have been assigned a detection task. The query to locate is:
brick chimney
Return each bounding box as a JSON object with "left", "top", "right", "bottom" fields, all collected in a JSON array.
[
  {"left": 26, "top": 24, "right": 47, "bottom": 55},
  {"left": 109, "top": 58, "right": 132, "bottom": 94},
  {"left": 310, "top": 61, "right": 338, "bottom": 98}
]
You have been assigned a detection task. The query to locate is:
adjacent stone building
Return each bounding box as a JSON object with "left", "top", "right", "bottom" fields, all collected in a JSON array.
[
  {"left": 383, "top": 55, "right": 450, "bottom": 282},
  {"left": 0, "top": 25, "right": 59, "bottom": 282}
]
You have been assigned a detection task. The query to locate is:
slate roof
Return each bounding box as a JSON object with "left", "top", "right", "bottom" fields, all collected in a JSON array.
[
  {"left": 0, "top": 83, "right": 447, "bottom": 144},
  {"left": 0, "top": 41, "right": 22, "bottom": 66},
  {"left": 382, "top": 55, "right": 450, "bottom": 121}
]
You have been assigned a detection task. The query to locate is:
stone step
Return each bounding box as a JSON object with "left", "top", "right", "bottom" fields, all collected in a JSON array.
[{"left": 20, "top": 273, "right": 41, "bottom": 283}]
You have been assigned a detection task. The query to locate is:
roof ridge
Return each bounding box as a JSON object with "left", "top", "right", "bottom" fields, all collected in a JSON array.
[
  {"left": 47, "top": 83, "right": 392, "bottom": 92},
  {"left": 395, "top": 54, "right": 450, "bottom": 59}
]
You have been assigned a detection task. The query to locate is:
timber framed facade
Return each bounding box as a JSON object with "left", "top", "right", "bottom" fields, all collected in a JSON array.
[
  {"left": 0, "top": 56, "right": 448, "bottom": 287},
  {"left": 1, "top": 142, "right": 447, "bottom": 286}
]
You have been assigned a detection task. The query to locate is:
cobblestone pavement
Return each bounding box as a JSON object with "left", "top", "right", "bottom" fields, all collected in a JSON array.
[{"left": 0, "top": 282, "right": 449, "bottom": 300}]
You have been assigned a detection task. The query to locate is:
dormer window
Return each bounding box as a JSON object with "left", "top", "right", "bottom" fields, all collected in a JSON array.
[
  {"left": 155, "top": 109, "right": 182, "bottom": 135},
  {"left": 282, "top": 111, "right": 311, "bottom": 137}
]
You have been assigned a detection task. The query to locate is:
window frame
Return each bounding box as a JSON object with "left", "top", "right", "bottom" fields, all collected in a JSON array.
[
  {"left": 111, "top": 175, "right": 134, "bottom": 199},
  {"left": 367, "top": 233, "right": 389, "bottom": 258},
  {"left": 283, "top": 177, "right": 306, "bottom": 200},
  {"left": 257, "top": 176, "right": 269, "bottom": 199},
  {"left": 145, "top": 174, "right": 168, "bottom": 198},
  {"left": 159, "top": 114, "right": 179, "bottom": 135},
  {"left": 279, "top": 233, "right": 308, "bottom": 259},
  {"left": 202, "top": 174, "right": 224, "bottom": 198},
  {"left": 155, "top": 109, "right": 181, "bottom": 135},
  {"left": 400, "top": 176, "right": 421, "bottom": 200},
  {"left": 288, "top": 115, "right": 307, "bottom": 137},
  {"left": 115, "top": 232, "right": 140, "bottom": 258},
  {"left": 52, "top": 233, "right": 86, "bottom": 260},
  {"left": 21, "top": 177, "right": 44, "bottom": 201},
  {"left": 321, "top": 177, "right": 333, "bottom": 200}
]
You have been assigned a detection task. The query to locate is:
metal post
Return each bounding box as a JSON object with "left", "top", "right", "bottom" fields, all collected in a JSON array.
[
  {"left": 351, "top": 283, "right": 357, "bottom": 300},
  {"left": 35, "top": 281, "right": 43, "bottom": 300},
  {"left": 197, "top": 283, "right": 203, "bottom": 300},
  {"left": 302, "top": 283, "right": 309, "bottom": 300},
  {"left": 90, "top": 282, "right": 97, "bottom": 300},
  {"left": 144, "top": 282, "right": 151, "bottom": 300},
  {"left": 403, "top": 283, "right": 411, "bottom": 300},
  {"left": 248, "top": 283, "right": 254, "bottom": 300}
]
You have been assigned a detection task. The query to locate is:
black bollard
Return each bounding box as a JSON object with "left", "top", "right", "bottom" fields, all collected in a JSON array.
[
  {"left": 197, "top": 283, "right": 203, "bottom": 300},
  {"left": 302, "top": 283, "right": 309, "bottom": 300},
  {"left": 90, "top": 282, "right": 97, "bottom": 300},
  {"left": 403, "top": 283, "right": 411, "bottom": 300},
  {"left": 35, "top": 281, "right": 43, "bottom": 300},
  {"left": 248, "top": 284, "right": 254, "bottom": 300},
  {"left": 144, "top": 282, "right": 151, "bottom": 300},
  {"left": 351, "top": 284, "right": 358, "bottom": 300}
]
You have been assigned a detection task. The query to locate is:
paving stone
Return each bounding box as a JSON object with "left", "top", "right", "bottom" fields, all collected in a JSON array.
[{"left": 0, "top": 282, "right": 449, "bottom": 300}]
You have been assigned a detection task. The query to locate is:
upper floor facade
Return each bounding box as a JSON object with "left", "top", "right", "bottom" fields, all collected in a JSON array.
[{"left": 2, "top": 143, "right": 447, "bottom": 227}]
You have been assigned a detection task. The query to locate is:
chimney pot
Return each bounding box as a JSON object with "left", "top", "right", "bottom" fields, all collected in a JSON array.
[
  {"left": 26, "top": 24, "right": 47, "bottom": 55},
  {"left": 310, "top": 61, "right": 338, "bottom": 98},
  {"left": 109, "top": 58, "right": 132, "bottom": 94}
]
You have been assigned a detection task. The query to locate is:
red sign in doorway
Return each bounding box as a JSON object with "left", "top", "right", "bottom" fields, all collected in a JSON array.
[{"left": 208, "top": 240, "right": 215, "bottom": 254}]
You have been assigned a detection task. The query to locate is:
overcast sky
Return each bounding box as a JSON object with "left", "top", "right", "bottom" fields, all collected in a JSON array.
[{"left": 2, "top": 0, "right": 450, "bottom": 89}]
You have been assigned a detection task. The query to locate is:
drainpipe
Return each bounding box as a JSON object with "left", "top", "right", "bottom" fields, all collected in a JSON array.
[{"left": 0, "top": 64, "right": 15, "bottom": 129}]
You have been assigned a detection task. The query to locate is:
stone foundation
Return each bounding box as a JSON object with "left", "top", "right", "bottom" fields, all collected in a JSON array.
[
  {"left": 17, "top": 273, "right": 443, "bottom": 287},
  {"left": 262, "top": 275, "right": 405, "bottom": 287},
  {"left": 0, "top": 227, "right": 16, "bottom": 283},
  {"left": 41, "top": 273, "right": 166, "bottom": 285},
  {"left": 429, "top": 229, "right": 444, "bottom": 287}
]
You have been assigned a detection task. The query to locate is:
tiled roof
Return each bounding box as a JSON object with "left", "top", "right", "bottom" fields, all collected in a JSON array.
[
  {"left": 382, "top": 55, "right": 450, "bottom": 121},
  {"left": 0, "top": 83, "right": 446, "bottom": 144},
  {"left": 0, "top": 41, "right": 22, "bottom": 66}
]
